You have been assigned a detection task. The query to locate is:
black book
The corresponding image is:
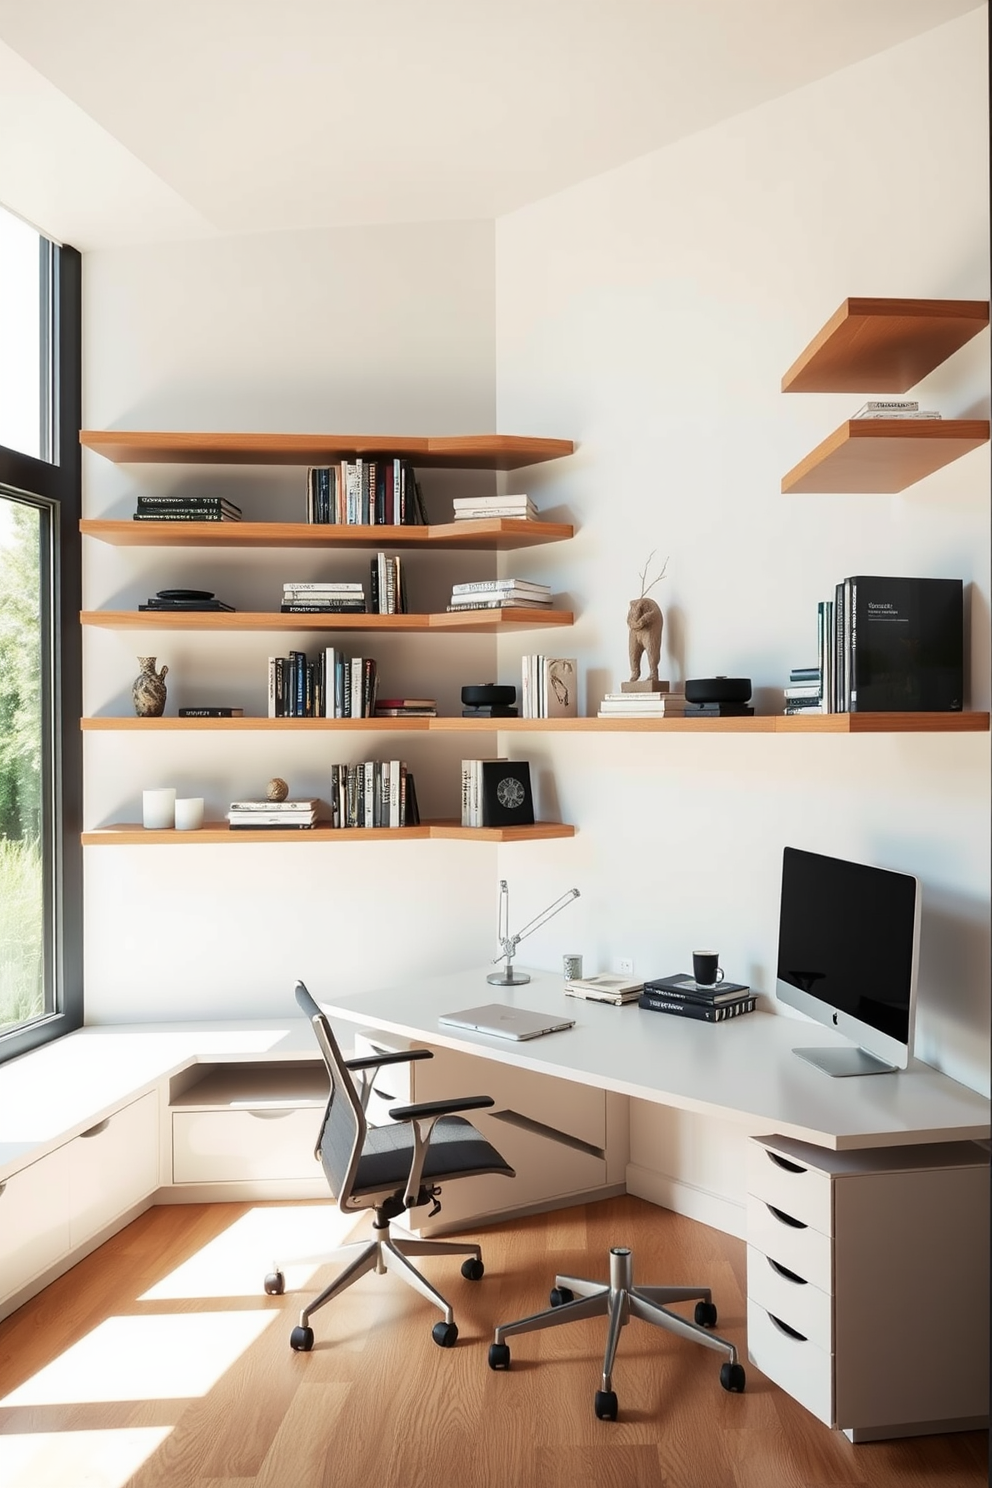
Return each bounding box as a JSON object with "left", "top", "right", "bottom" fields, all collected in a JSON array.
[
  {"left": 638, "top": 991, "right": 757, "bottom": 1022},
  {"left": 279, "top": 602, "right": 367, "bottom": 613},
  {"left": 683, "top": 703, "right": 754, "bottom": 718},
  {"left": 178, "top": 707, "right": 245, "bottom": 717},
  {"left": 133, "top": 511, "right": 241, "bottom": 521},
  {"left": 642, "top": 974, "right": 751, "bottom": 1005},
  {"left": 404, "top": 771, "right": 420, "bottom": 827},
  {"left": 139, "top": 599, "right": 236, "bottom": 611},
  {"left": 480, "top": 760, "right": 535, "bottom": 828},
  {"left": 136, "top": 496, "right": 242, "bottom": 515},
  {"left": 845, "top": 575, "right": 963, "bottom": 712},
  {"left": 461, "top": 706, "right": 519, "bottom": 718}
]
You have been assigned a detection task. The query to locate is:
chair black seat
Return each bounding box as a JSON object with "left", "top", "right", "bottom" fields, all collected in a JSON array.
[{"left": 349, "top": 1115, "right": 515, "bottom": 1197}]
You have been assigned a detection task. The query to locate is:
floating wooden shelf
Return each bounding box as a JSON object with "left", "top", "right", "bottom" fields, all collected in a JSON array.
[
  {"left": 79, "top": 430, "right": 574, "bottom": 469},
  {"left": 81, "top": 819, "right": 576, "bottom": 846},
  {"left": 80, "top": 608, "right": 574, "bottom": 633},
  {"left": 80, "top": 713, "right": 988, "bottom": 735},
  {"left": 781, "top": 298, "right": 989, "bottom": 393},
  {"left": 80, "top": 517, "right": 574, "bottom": 550},
  {"left": 781, "top": 418, "right": 989, "bottom": 494}
]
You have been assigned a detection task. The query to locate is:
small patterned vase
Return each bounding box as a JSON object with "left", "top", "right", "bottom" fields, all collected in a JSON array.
[{"left": 132, "top": 656, "right": 169, "bottom": 717}]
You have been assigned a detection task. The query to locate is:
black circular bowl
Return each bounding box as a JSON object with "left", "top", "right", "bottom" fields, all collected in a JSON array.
[
  {"left": 684, "top": 676, "right": 752, "bottom": 704},
  {"left": 462, "top": 683, "right": 517, "bottom": 707}
]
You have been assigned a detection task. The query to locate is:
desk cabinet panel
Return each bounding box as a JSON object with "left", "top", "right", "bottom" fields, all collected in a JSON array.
[
  {"left": 747, "top": 1298, "right": 833, "bottom": 1425},
  {"left": 745, "top": 1141, "right": 833, "bottom": 1233},
  {"left": 69, "top": 1091, "right": 160, "bottom": 1246},
  {"left": 0, "top": 1146, "right": 72, "bottom": 1302},
  {"left": 744, "top": 1193, "right": 832, "bottom": 1290},
  {"left": 746, "top": 1245, "right": 832, "bottom": 1353}
]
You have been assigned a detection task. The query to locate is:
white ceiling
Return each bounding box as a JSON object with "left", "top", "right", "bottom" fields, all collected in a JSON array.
[{"left": 0, "top": 0, "right": 983, "bottom": 250}]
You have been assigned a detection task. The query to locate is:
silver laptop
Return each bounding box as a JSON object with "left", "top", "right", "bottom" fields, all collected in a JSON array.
[{"left": 438, "top": 1002, "right": 575, "bottom": 1041}]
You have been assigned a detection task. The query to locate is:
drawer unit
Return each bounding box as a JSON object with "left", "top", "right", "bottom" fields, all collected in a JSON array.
[
  {"left": 0, "top": 1144, "right": 72, "bottom": 1302},
  {"left": 747, "top": 1297, "right": 833, "bottom": 1426},
  {"left": 68, "top": 1090, "right": 159, "bottom": 1246},
  {"left": 746, "top": 1244, "right": 832, "bottom": 1352},
  {"left": 745, "top": 1139, "right": 833, "bottom": 1233},
  {"left": 745, "top": 1192, "right": 832, "bottom": 1289}
]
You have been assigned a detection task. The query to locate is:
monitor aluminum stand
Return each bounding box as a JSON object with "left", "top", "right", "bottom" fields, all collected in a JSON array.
[{"left": 792, "top": 1045, "right": 897, "bottom": 1077}]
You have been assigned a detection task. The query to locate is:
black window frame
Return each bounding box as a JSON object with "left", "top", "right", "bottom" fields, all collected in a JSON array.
[{"left": 0, "top": 239, "right": 82, "bottom": 1063}]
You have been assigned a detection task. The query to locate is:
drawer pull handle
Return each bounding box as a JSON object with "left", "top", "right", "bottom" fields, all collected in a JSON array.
[
  {"left": 767, "top": 1151, "right": 807, "bottom": 1175},
  {"left": 766, "top": 1203, "right": 806, "bottom": 1230},
  {"left": 767, "top": 1257, "right": 807, "bottom": 1286},
  {"left": 246, "top": 1109, "right": 296, "bottom": 1120},
  {"left": 375, "top": 1090, "right": 396, "bottom": 1102},
  {"left": 768, "top": 1312, "right": 808, "bottom": 1342},
  {"left": 80, "top": 1118, "right": 111, "bottom": 1139}
]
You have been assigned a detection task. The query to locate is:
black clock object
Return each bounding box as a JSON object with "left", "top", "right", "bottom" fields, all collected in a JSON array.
[{"left": 480, "top": 761, "right": 534, "bottom": 828}]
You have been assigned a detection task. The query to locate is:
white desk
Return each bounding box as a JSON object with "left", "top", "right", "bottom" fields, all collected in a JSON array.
[
  {"left": 320, "top": 967, "right": 991, "bottom": 1442},
  {"left": 318, "top": 967, "right": 991, "bottom": 1151}
]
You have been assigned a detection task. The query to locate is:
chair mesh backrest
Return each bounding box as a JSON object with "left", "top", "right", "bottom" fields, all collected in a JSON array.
[{"left": 295, "top": 980, "right": 367, "bottom": 1204}]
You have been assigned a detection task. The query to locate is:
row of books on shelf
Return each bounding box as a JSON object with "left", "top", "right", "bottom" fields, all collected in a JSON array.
[
  {"left": 306, "top": 460, "right": 428, "bottom": 525},
  {"left": 786, "top": 575, "right": 964, "bottom": 714},
  {"left": 329, "top": 761, "right": 420, "bottom": 828},
  {"left": 267, "top": 651, "right": 378, "bottom": 718},
  {"left": 279, "top": 555, "right": 408, "bottom": 614},
  {"left": 460, "top": 759, "right": 534, "bottom": 827},
  {"left": 447, "top": 577, "right": 552, "bottom": 612},
  {"left": 521, "top": 655, "right": 576, "bottom": 718}
]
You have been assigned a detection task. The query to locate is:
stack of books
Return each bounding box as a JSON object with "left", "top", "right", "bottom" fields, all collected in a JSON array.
[
  {"left": 521, "top": 656, "right": 577, "bottom": 718},
  {"left": 374, "top": 697, "right": 437, "bottom": 718},
  {"left": 783, "top": 666, "right": 825, "bottom": 716},
  {"left": 564, "top": 973, "right": 643, "bottom": 1006},
  {"left": 280, "top": 581, "right": 366, "bottom": 614},
  {"left": 227, "top": 798, "right": 319, "bottom": 830},
  {"left": 451, "top": 494, "right": 537, "bottom": 522},
  {"left": 640, "top": 974, "right": 757, "bottom": 1023},
  {"left": 139, "top": 588, "right": 234, "bottom": 612},
  {"left": 306, "top": 460, "right": 427, "bottom": 525},
  {"left": 852, "top": 399, "right": 941, "bottom": 420},
  {"left": 133, "top": 496, "right": 241, "bottom": 522},
  {"left": 369, "top": 553, "right": 407, "bottom": 614},
  {"left": 597, "top": 689, "right": 687, "bottom": 718},
  {"left": 329, "top": 761, "right": 419, "bottom": 828},
  {"left": 447, "top": 579, "right": 552, "bottom": 612}
]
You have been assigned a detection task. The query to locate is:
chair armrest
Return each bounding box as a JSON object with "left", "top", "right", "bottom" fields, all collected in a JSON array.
[
  {"left": 345, "top": 1048, "right": 433, "bottom": 1072},
  {"left": 388, "top": 1095, "right": 495, "bottom": 1122}
]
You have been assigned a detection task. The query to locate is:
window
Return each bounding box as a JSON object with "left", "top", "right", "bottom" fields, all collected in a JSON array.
[{"left": 0, "top": 204, "right": 81, "bottom": 1061}]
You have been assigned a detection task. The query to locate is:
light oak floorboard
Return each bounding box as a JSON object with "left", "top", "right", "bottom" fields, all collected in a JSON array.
[{"left": 0, "top": 1196, "right": 985, "bottom": 1488}]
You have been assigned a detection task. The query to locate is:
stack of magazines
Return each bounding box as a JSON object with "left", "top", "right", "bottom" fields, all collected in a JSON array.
[
  {"left": 639, "top": 974, "right": 756, "bottom": 1022},
  {"left": 133, "top": 495, "right": 242, "bottom": 522},
  {"left": 227, "top": 799, "right": 319, "bottom": 830}
]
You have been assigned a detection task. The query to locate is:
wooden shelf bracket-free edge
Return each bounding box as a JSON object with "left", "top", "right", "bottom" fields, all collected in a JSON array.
[
  {"left": 80, "top": 713, "right": 989, "bottom": 735},
  {"left": 81, "top": 820, "right": 577, "bottom": 846},
  {"left": 781, "top": 298, "right": 990, "bottom": 394},
  {"left": 79, "top": 517, "right": 574, "bottom": 550},
  {"left": 781, "top": 418, "right": 989, "bottom": 495},
  {"left": 80, "top": 609, "right": 575, "bottom": 633},
  {"left": 79, "top": 430, "right": 574, "bottom": 470}
]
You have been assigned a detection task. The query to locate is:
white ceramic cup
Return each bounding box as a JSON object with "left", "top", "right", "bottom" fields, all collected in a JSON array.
[
  {"left": 142, "top": 787, "right": 176, "bottom": 830},
  {"left": 174, "top": 796, "right": 205, "bottom": 831}
]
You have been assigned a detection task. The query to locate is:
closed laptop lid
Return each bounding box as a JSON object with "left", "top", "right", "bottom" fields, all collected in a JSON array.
[{"left": 437, "top": 1003, "right": 575, "bottom": 1041}]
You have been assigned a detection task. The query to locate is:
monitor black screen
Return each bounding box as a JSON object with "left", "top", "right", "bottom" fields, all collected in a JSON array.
[{"left": 776, "top": 847, "right": 918, "bottom": 1046}]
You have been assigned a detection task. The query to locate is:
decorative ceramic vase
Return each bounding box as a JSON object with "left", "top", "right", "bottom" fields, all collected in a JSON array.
[{"left": 132, "top": 656, "right": 169, "bottom": 717}]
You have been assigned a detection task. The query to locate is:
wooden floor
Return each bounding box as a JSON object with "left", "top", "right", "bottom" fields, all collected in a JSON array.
[{"left": 0, "top": 1195, "right": 986, "bottom": 1488}]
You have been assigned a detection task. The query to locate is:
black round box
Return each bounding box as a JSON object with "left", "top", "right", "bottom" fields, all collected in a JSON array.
[
  {"left": 462, "top": 684, "right": 517, "bottom": 707},
  {"left": 684, "top": 676, "right": 752, "bottom": 704}
]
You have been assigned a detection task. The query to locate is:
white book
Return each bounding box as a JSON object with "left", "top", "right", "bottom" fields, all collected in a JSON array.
[
  {"left": 451, "top": 579, "right": 550, "bottom": 595},
  {"left": 282, "top": 581, "right": 365, "bottom": 593},
  {"left": 452, "top": 494, "right": 533, "bottom": 508},
  {"left": 453, "top": 509, "right": 537, "bottom": 520},
  {"left": 324, "top": 646, "right": 337, "bottom": 717},
  {"left": 446, "top": 598, "right": 553, "bottom": 611},
  {"left": 267, "top": 656, "right": 277, "bottom": 718},
  {"left": 853, "top": 409, "right": 941, "bottom": 419},
  {"left": 389, "top": 760, "right": 401, "bottom": 829},
  {"left": 852, "top": 399, "right": 919, "bottom": 414},
  {"left": 350, "top": 656, "right": 362, "bottom": 718}
]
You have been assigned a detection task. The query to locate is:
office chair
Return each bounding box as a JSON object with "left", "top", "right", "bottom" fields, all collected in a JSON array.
[
  {"left": 488, "top": 1243, "right": 746, "bottom": 1420},
  {"left": 264, "top": 981, "right": 514, "bottom": 1351}
]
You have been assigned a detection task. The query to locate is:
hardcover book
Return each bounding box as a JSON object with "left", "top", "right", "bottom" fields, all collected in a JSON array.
[
  {"left": 178, "top": 707, "right": 245, "bottom": 717},
  {"left": 642, "top": 974, "right": 750, "bottom": 1005},
  {"left": 480, "top": 760, "right": 534, "bottom": 828},
  {"left": 638, "top": 990, "right": 757, "bottom": 1021},
  {"left": 845, "top": 575, "right": 963, "bottom": 712}
]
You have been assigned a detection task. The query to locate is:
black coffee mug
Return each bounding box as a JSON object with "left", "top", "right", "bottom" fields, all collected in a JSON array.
[{"left": 693, "top": 950, "right": 724, "bottom": 987}]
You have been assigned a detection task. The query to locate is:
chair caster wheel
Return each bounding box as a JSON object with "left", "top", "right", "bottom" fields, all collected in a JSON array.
[
  {"left": 694, "top": 1300, "right": 717, "bottom": 1327},
  {"left": 594, "top": 1389, "right": 619, "bottom": 1420},
  {"left": 264, "top": 1271, "right": 285, "bottom": 1296},
  {"left": 290, "top": 1326, "right": 314, "bottom": 1352},
  {"left": 461, "top": 1257, "right": 485, "bottom": 1281},
  {"left": 432, "top": 1321, "right": 458, "bottom": 1348},
  {"left": 720, "top": 1361, "right": 746, "bottom": 1393},
  {"left": 488, "top": 1342, "right": 511, "bottom": 1370},
  {"left": 550, "top": 1286, "right": 574, "bottom": 1307}
]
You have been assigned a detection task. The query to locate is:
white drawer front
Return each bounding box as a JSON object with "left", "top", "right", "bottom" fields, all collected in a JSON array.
[
  {"left": 747, "top": 1299, "right": 833, "bottom": 1426},
  {"left": 746, "top": 1244, "right": 833, "bottom": 1353},
  {"left": 0, "top": 1146, "right": 71, "bottom": 1300},
  {"left": 745, "top": 1194, "right": 833, "bottom": 1291},
  {"left": 69, "top": 1091, "right": 160, "bottom": 1246},
  {"left": 173, "top": 1108, "right": 320, "bottom": 1183},
  {"left": 746, "top": 1140, "right": 832, "bottom": 1235}
]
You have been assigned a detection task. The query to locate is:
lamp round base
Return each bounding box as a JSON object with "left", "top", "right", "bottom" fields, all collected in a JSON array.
[{"left": 487, "top": 970, "right": 531, "bottom": 986}]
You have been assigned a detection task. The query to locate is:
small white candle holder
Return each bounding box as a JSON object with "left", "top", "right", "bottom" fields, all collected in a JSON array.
[
  {"left": 174, "top": 797, "right": 204, "bottom": 832},
  {"left": 142, "top": 788, "right": 176, "bottom": 830}
]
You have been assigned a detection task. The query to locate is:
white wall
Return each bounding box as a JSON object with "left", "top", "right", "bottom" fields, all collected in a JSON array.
[
  {"left": 493, "top": 9, "right": 990, "bottom": 1125},
  {"left": 81, "top": 220, "right": 508, "bottom": 1022}
]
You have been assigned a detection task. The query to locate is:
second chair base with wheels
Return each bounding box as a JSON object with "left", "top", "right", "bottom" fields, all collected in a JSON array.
[{"left": 488, "top": 1244, "right": 746, "bottom": 1420}]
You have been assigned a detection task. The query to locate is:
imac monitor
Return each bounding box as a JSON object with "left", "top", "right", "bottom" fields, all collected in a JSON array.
[{"left": 775, "top": 847, "right": 921, "bottom": 1077}]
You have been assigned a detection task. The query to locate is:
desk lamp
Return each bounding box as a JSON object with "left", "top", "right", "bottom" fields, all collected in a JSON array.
[{"left": 487, "top": 880, "right": 580, "bottom": 986}]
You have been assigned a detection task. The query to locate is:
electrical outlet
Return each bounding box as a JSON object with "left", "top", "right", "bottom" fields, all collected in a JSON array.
[{"left": 619, "top": 957, "right": 634, "bottom": 977}]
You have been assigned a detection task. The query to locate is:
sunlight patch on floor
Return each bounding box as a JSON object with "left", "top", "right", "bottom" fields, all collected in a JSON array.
[
  {"left": 0, "top": 1312, "right": 276, "bottom": 1407},
  {"left": 140, "top": 1203, "right": 365, "bottom": 1300},
  {"left": 0, "top": 1426, "right": 171, "bottom": 1488}
]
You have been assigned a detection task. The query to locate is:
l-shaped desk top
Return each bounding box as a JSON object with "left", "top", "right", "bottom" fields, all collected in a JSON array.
[{"left": 320, "top": 968, "right": 991, "bottom": 1152}]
